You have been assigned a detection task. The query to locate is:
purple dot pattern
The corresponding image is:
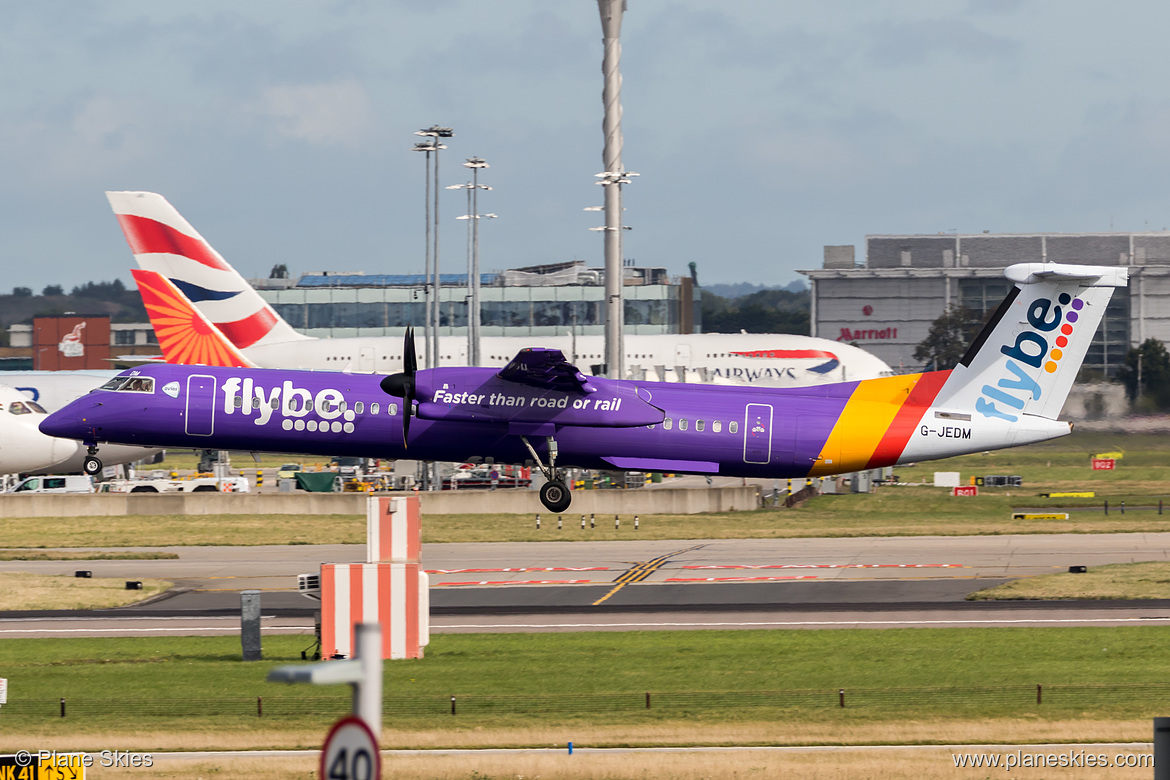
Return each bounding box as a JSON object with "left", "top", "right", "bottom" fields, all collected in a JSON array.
[
  {"left": 1066, "top": 312, "right": 1078, "bottom": 323},
  {"left": 1071, "top": 299, "right": 1084, "bottom": 310}
]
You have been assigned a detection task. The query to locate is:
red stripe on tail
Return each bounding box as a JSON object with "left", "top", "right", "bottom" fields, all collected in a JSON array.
[
  {"left": 115, "top": 214, "right": 230, "bottom": 271},
  {"left": 216, "top": 308, "right": 278, "bottom": 349}
]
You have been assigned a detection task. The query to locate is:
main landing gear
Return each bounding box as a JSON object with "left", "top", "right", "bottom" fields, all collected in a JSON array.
[
  {"left": 521, "top": 435, "right": 572, "bottom": 513},
  {"left": 83, "top": 445, "right": 103, "bottom": 476}
]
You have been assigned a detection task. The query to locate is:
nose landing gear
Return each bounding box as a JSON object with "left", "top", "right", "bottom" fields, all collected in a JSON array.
[{"left": 82, "top": 445, "right": 103, "bottom": 476}]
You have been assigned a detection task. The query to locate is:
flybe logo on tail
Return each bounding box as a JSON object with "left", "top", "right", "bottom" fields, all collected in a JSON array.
[{"left": 976, "top": 293, "right": 1084, "bottom": 422}]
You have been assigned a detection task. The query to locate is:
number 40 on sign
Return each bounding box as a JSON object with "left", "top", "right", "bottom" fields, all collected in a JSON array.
[{"left": 321, "top": 716, "right": 380, "bottom": 780}]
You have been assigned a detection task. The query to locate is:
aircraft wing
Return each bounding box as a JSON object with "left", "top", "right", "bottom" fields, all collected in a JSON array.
[{"left": 497, "top": 348, "right": 597, "bottom": 394}]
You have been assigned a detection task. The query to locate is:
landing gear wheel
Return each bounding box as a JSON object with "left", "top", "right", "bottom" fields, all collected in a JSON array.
[
  {"left": 82, "top": 456, "right": 103, "bottom": 476},
  {"left": 539, "top": 481, "right": 572, "bottom": 513}
]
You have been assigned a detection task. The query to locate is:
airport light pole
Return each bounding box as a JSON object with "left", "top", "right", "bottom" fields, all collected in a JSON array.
[
  {"left": 414, "top": 125, "right": 453, "bottom": 370},
  {"left": 412, "top": 140, "right": 438, "bottom": 369},
  {"left": 598, "top": 0, "right": 634, "bottom": 380},
  {"left": 447, "top": 157, "right": 494, "bottom": 366}
]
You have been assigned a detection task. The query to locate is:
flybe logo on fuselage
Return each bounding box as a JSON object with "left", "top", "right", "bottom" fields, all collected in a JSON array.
[
  {"left": 976, "top": 293, "right": 1084, "bottom": 422},
  {"left": 220, "top": 377, "right": 364, "bottom": 433}
]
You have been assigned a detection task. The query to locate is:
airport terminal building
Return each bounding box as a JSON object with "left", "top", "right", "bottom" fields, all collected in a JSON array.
[
  {"left": 801, "top": 233, "right": 1170, "bottom": 376},
  {"left": 250, "top": 262, "right": 699, "bottom": 339}
]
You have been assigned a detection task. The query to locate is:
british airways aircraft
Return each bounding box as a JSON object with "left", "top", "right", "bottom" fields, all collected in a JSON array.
[
  {"left": 107, "top": 190, "right": 892, "bottom": 384},
  {"left": 40, "top": 262, "right": 1124, "bottom": 512}
]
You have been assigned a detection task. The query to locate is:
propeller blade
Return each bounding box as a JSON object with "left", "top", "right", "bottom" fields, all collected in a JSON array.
[
  {"left": 404, "top": 326, "right": 417, "bottom": 375},
  {"left": 380, "top": 327, "right": 419, "bottom": 448},
  {"left": 402, "top": 400, "right": 411, "bottom": 448}
]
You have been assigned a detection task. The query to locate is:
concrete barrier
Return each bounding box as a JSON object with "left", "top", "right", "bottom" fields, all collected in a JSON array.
[{"left": 0, "top": 486, "right": 761, "bottom": 517}]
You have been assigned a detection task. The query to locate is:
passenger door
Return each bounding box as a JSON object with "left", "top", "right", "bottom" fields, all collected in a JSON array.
[
  {"left": 185, "top": 375, "right": 217, "bottom": 436},
  {"left": 743, "top": 403, "right": 773, "bottom": 464}
]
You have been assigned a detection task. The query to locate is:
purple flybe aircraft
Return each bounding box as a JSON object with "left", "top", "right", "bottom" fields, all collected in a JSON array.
[{"left": 40, "top": 262, "right": 1125, "bottom": 512}]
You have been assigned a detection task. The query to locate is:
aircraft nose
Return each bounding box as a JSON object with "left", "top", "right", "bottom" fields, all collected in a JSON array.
[{"left": 39, "top": 407, "right": 90, "bottom": 440}]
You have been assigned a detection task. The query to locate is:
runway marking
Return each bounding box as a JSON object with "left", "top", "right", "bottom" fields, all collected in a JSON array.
[
  {"left": 436, "top": 616, "right": 1170, "bottom": 630},
  {"left": 665, "top": 576, "right": 818, "bottom": 583},
  {"left": 0, "top": 626, "right": 313, "bottom": 635},
  {"left": 194, "top": 587, "right": 299, "bottom": 592},
  {"left": 682, "top": 563, "right": 965, "bottom": 570},
  {"left": 593, "top": 544, "right": 707, "bottom": 606},
  {"left": 0, "top": 615, "right": 281, "bottom": 623},
  {"left": 427, "top": 567, "right": 609, "bottom": 574},
  {"left": 435, "top": 579, "right": 593, "bottom": 587}
]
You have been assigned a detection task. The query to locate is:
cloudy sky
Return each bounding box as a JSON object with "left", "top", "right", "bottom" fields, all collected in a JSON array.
[{"left": 3, "top": 0, "right": 1170, "bottom": 291}]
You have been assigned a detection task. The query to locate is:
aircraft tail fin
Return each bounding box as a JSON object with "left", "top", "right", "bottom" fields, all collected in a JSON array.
[
  {"left": 934, "top": 262, "right": 1127, "bottom": 421},
  {"left": 107, "top": 191, "right": 310, "bottom": 349},
  {"left": 131, "top": 269, "right": 257, "bottom": 368}
]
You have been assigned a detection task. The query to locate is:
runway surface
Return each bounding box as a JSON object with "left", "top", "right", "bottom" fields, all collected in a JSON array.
[{"left": 4, "top": 533, "right": 1170, "bottom": 636}]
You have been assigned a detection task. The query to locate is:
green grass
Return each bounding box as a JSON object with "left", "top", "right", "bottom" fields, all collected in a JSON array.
[
  {"left": 2, "top": 628, "right": 1169, "bottom": 738},
  {"left": 970, "top": 561, "right": 1170, "bottom": 600}
]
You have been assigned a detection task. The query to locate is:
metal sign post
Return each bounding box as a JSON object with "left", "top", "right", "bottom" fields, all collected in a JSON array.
[{"left": 267, "top": 622, "right": 383, "bottom": 736}]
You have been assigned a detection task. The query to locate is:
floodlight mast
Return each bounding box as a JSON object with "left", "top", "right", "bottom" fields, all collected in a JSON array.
[
  {"left": 598, "top": 0, "right": 631, "bottom": 380},
  {"left": 449, "top": 156, "right": 493, "bottom": 366},
  {"left": 414, "top": 125, "right": 453, "bottom": 370}
]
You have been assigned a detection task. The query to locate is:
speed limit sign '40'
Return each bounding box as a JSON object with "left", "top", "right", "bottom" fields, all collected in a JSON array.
[{"left": 321, "top": 715, "right": 381, "bottom": 780}]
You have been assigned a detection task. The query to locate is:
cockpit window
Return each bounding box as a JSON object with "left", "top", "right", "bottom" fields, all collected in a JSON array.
[
  {"left": 8, "top": 401, "right": 30, "bottom": 415},
  {"left": 121, "top": 377, "right": 155, "bottom": 393},
  {"left": 98, "top": 376, "right": 155, "bottom": 393},
  {"left": 26, "top": 401, "right": 46, "bottom": 414}
]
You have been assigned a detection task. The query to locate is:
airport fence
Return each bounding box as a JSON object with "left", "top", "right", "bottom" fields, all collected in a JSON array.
[{"left": 6, "top": 682, "right": 1170, "bottom": 721}]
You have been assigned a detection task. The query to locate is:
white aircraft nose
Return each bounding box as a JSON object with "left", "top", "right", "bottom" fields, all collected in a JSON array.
[{"left": 0, "top": 416, "right": 81, "bottom": 473}]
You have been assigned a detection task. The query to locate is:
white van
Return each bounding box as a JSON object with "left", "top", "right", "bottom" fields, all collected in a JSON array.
[{"left": 11, "top": 475, "right": 94, "bottom": 494}]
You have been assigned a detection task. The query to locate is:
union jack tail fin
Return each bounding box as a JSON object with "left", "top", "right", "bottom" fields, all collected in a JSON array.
[
  {"left": 132, "top": 269, "right": 257, "bottom": 368},
  {"left": 108, "top": 191, "right": 310, "bottom": 350}
]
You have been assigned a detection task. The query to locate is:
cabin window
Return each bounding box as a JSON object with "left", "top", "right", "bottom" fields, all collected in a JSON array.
[
  {"left": 370, "top": 402, "right": 380, "bottom": 415},
  {"left": 663, "top": 417, "right": 673, "bottom": 430},
  {"left": 270, "top": 398, "right": 279, "bottom": 409},
  {"left": 648, "top": 424, "right": 656, "bottom": 429},
  {"left": 339, "top": 401, "right": 348, "bottom": 413},
  {"left": 679, "top": 418, "right": 689, "bottom": 431},
  {"left": 323, "top": 401, "right": 334, "bottom": 413},
  {"left": 251, "top": 397, "right": 261, "bottom": 409},
  {"left": 696, "top": 419, "right": 705, "bottom": 432},
  {"left": 355, "top": 401, "right": 364, "bottom": 414},
  {"left": 233, "top": 396, "right": 243, "bottom": 409},
  {"left": 729, "top": 421, "right": 739, "bottom": 434},
  {"left": 713, "top": 420, "right": 722, "bottom": 433},
  {"left": 389, "top": 403, "right": 398, "bottom": 416}
]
